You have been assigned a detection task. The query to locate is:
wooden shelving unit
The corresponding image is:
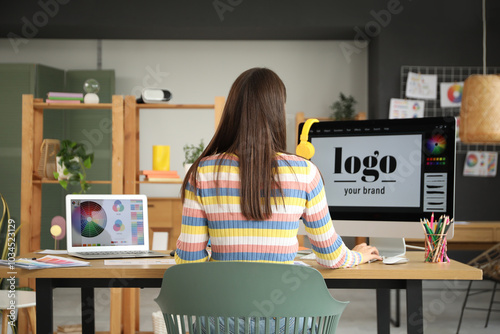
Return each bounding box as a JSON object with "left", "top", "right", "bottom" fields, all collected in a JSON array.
[
  {"left": 20, "top": 95, "right": 124, "bottom": 284},
  {"left": 20, "top": 94, "right": 225, "bottom": 334},
  {"left": 123, "top": 95, "right": 225, "bottom": 191},
  {"left": 122, "top": 94, "right": 224, "bottom": 249},
  {"left": 115, "top": 95, "right": 225, "bottom": 334}
]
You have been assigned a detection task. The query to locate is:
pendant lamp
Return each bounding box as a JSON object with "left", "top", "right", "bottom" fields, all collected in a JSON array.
[{"left": 459, "top": 0, "right": 500, "bottom": 143}]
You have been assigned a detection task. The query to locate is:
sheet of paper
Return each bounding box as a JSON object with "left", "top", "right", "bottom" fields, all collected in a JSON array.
[
  {"left": 37, "top": 249, "right": 68, "bottom": 255},
  {"left": 300, "top": 253, "right": 316, "bottom": 260},
  {"left": 389, "top": 98, "right": 425, "bottom": 119},
  {"left": 104, "top": 258, "right": 176, "bottom": 265},
  {"left": 406, "top": 72, "right": 438, "bottom": 99},
  {"left": 293, "top": 261, "right": 311, "bottom": 266},
  {"left": 453, "top": 221, "right": 471, "bottom": 225},
  {"left": 152, "top": 231, "right": 169, "bottom": 251},
  {"left": 463, "top": 151, "right": 498, "bottom": 177},
  {"left": 440, "top": 82, "right": 463, "bottom": 108}
]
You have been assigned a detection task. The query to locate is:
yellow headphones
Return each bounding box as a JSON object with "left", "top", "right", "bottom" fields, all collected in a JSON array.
[{"left": 296, "top": 118, "right": 319, "bottom": 159}]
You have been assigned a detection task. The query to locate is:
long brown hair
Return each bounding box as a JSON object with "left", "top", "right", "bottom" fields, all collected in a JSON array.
[{"left": 181, "top": 67, "right": 288, "bottom": 220}]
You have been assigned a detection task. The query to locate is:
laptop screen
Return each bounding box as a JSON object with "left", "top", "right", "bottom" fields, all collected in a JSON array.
[{"left": 66, "top": 194, "right": 149, "bottom": 251}]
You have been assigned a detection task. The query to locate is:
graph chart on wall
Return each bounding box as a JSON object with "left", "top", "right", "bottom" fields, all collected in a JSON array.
[{"left": 400, "top": 65, "right": 500, "bottom": 153}]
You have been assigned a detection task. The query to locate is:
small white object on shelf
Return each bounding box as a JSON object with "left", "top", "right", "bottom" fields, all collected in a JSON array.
[
  {"left": 84, "top": 93, "right": 99, "bottom": 104},
  {"left": 83, "top": 78, "right": 100, "bottom": 104}
]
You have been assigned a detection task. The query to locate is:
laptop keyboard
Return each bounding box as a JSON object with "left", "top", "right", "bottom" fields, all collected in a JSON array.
[{"left": 77, "top": 251, "right": 151, "bottom": 255}]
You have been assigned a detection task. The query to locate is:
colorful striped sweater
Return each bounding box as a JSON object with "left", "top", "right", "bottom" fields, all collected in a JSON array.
[{"left": 175, "top": 153, "right": 363, "bottom": 268}]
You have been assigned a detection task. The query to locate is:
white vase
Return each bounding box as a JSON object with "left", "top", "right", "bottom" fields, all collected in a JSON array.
[
  {"left": 184, "top": 163, "right": 193, "bottom": 177},
  {"left": 56, "top": 156, "right": 79, "bottom": 180}
]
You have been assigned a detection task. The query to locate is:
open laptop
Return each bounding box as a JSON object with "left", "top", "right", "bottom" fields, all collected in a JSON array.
[{"left": 66, "top": 194, "right": 166, "bottom": 259}]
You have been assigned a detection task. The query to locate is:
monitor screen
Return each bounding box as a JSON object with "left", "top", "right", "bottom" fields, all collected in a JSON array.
[{"left": 299, "top": 117, "right": 456, "bottom": 239}]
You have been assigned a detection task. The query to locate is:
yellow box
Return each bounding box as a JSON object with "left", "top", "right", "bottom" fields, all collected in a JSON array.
[{"left": 153, "top": 145, "right": 170, "bottom": 171}]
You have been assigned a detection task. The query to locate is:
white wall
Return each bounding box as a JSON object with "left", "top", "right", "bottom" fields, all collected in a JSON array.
[{"left": 0, "top": 39, "right": 367, "bottom": 197}]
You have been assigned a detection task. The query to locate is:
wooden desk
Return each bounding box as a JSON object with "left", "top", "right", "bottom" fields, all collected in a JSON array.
[{"left": 1, "top": 252, "right": 482, "bottom": 334}]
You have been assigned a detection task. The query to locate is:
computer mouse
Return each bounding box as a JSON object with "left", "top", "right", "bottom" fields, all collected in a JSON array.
[
  {"left": 382, "top": 256, "right": 409, "bottom": 265},
  {"left": 170, "top": 250, "right": 176, "bottom": 257}
]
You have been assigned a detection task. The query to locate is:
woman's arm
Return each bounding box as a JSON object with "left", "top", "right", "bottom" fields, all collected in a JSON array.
[
  {"left": 302, "top": 162, "right": 379, "bottom": 268},
  {"left": 175, "top": 180, "right": 210, "bottom": 263}
]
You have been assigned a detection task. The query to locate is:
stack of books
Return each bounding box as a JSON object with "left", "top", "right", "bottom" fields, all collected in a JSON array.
[
  {"left": 142, "top": 170, "right": 181, "bottom": 182},
  {"left": 46, "top": 92, "right": 84, "bottom": 104}
]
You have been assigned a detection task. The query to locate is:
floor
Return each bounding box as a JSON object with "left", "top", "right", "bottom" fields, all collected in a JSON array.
[{"left": 42, "top": 279, "right": 498, "bottom": 334}]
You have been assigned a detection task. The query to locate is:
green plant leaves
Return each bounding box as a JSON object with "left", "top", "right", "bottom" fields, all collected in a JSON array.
[
  {"left": 55, "top": 139, "right": 93, "bottom": 194},
  {"left": 84, "top": 156, "right": 92, "bottom": 169},
  {"left": 1, "top": 193, "right": 22, "bottom": 291},
  {"left": 330, "top": 93, "right": 357, "bottom": 121},
  {"left": 183, "top": 139, "right": 205, "bottom": 165},
  {"left": 58, "top": 180, "right": 68, "bottom": 189}
]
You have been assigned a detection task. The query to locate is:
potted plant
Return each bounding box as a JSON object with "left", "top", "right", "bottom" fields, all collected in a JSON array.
[
  {"left": 53, "top": 139, "right": 94, "bottom": 194},
  {"left": 0, "top": 193, "right": 21, "bottom": 289},
  {"left": 330, "top": 93, "right": 357, "bottom": 121},
  {"left": 183, "top": 139, "right": 205, "bottom": 174},
  {"left": 0, "top": 192, "right": 25, "bottom": 334}
]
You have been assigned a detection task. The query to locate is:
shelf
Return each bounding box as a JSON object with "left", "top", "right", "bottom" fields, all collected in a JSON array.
[
  {"left": 135, "top": 103, "right": 215, "bottom": 109},
  {"left": 137, "top": 179, "right": 183, "bottom": 184},
  {"left": 32, "top": 179, "right": 112, "bottom": 184},
  {"left": 33, "top": 102, "right": 113, "bottom": 109},
  {"left": 21, "top": 94, "right": 124, "bottom": 271},
  {"left": 123, "top": 96, "right": 225, "bottom": 195}
]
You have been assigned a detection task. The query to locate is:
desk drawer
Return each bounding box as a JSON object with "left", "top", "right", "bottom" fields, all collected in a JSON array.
[
  {"left": 147, "top": 197, "right": 182, "bottom": 249},
  {"left": 148, "top": 198, "right": 181, "bottom": 226}
]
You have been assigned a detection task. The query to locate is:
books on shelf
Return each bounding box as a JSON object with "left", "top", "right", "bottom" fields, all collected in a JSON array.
[
  {"left": 0, "top": 255, "right": 90, "bottom": 270},
  {"left": 48, "top": 92, "right": 84, "bottom": 99},
  {"left": 142, "top": 170, "right": 181, "bottom": 182},
  {"left": 47, "top": 99, "right": 81, "bottom": 104},
  {"left": 57, "top": 324, "right": 82, "bottom": 333},
  {"left": 46, "top": 92, "right": 84, "bottom": 104}
]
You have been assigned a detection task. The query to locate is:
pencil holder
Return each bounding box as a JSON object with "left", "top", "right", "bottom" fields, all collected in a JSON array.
[{"left": 424, "top": 233, "right": 450, "bottom": 263}]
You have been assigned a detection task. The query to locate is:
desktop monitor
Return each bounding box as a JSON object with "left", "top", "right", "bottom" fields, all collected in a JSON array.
[{"left": 298, "top": 117, "right": 456, "bottom": 256}]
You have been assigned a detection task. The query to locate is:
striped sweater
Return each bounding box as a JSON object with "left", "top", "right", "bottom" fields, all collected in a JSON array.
[{"left": 175, "top": 153, "right": 362, "bottom": 268}]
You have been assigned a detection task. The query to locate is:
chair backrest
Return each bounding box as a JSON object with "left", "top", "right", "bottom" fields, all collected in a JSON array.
[
  {"left": 468, "top": 243, "right": 500, "bottom": 282},
  {"left": 155, "top": 262, "right": 348, "bottom": 334}
]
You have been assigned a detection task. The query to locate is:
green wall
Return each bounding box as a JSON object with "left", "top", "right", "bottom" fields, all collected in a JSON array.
[{"left": 0, "top": 64, "right": 115, "bottom": 249}]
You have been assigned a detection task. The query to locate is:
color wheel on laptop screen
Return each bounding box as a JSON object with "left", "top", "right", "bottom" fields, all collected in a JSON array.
[
  {"left": 73, "top": 201, "right": 107, "bottom": 238},
  {"left": 425, "top": 134, "right": 447, "bottom": 155}
]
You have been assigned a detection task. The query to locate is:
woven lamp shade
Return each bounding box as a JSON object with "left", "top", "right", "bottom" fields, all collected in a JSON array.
[{"left": 459, "top": 74, "right": 500, "bottom": 143}]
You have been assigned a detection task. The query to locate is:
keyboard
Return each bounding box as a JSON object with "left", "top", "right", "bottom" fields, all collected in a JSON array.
[{"left": 69, "top": 250, "right": 167, "bottom": 259}]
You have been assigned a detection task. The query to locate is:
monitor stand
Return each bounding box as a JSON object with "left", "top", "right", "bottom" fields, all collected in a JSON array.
[{"left": 369, "top": 237, "right": 406, "bottom": 258}]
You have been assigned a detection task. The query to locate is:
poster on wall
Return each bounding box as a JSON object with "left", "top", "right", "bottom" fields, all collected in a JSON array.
[
  {"left": 405, "top": 72, "right": 438, "bottom": 99},
  {"left": 440, "top": 82, "right": 464, "bottom": 108},
  {"left": 389, "top": 98, "right": 425, "bottom": 119},
  {"left": 463, "top": 151, "right": 498, "bottom": 177}
]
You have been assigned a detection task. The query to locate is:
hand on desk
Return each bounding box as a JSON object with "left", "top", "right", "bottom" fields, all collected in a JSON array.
[{"left": 352, "top": 243, "right": 383, "bottom": 264}]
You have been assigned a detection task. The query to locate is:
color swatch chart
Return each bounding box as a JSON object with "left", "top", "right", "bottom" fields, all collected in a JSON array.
[
  {"left": 131, "top": 202, "right": 143, "bottom": 211},
  {"left": 131, "top": 200, "right": 144, "bottom": 245}
]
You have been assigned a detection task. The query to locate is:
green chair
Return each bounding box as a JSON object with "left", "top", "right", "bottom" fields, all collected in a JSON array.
[{"left": 154, "top": 262, "right": 349, "bottom": 334}]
